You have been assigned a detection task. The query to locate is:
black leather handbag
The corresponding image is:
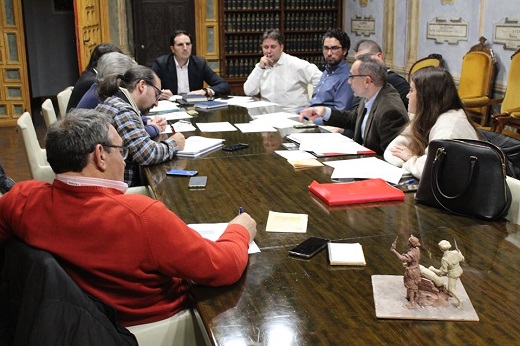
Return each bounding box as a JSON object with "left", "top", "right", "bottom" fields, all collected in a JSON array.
[{"left": 415, "top": 139, "right": 511, "bottom": 220}]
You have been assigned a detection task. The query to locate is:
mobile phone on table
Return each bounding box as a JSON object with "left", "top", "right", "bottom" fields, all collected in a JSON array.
[
  {"left": 167, "top": 169, "right": 198, "bottom": 176},
  {"left": 289, "top": 236, "right": 329, "bottom": 258},
  {"left": 188, "top": 176, "right": 208, "bottom": 188}
]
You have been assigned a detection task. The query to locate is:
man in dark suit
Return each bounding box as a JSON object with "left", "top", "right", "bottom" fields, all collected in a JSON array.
[
  {"left": 300, "top": 54, "right": 409, "bottom": 156},
  {"left": 151, "top": 30, "right": 230, "bottom": 99},
  {"left": 353, "top": 39, "right": 410, "bottom": 109}
]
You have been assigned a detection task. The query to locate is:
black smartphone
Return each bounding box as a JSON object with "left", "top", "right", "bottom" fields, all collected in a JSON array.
[
  {"left": 188, "top": 176, "right": 207, "bottom": 188},
  {"left": 289, "top": 237, "right": 329, "bottom": 258}
]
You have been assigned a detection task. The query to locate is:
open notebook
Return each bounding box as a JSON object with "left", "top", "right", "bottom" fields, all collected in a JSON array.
[{"left": 176, "top": 136, "right": 224, "bottom": 158}]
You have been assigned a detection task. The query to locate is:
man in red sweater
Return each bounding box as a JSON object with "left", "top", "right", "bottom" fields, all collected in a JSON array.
[{"left": 0, "top": 109, "right": 257, "bottom": 326}]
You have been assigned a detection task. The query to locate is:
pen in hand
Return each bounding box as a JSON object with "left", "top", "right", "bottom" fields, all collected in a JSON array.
[{"left": 170, "top": 124, "right": 176, "bottom": 134}]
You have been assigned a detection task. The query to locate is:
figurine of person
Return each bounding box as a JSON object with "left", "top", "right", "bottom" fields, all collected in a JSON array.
[
  {"left": 390, "top": 235, "right": 421, "bottom": 309},
  {"left": 429, "top": 240, "right": 465, "bottom": 308}
]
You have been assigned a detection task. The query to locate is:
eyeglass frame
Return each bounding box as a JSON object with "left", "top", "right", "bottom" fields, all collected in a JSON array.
[
  {"left": 348, "top": 74, "right": 370, "bottom": 81},
  {"left": 146, "top": 81, "right": 162, "bottom": 100},
  {"left": 322, "top": 45, "right": 343, "bottom": 53},
  {"left": 102, "top": 144, "right": 129, "bottom": 160}
]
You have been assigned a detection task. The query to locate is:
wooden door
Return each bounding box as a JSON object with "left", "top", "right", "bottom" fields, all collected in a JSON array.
[
  {"left": 73, "top": 0, "right": 111, "bottom": 72},
  {"left": 0, "top": 0, "right": 31, "bottom": 126},
  {"left": 133, "top": 0, "right": 195, "bottom": 67}
]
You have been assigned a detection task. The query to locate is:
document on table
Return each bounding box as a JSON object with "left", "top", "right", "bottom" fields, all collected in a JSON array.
[
  {"left": 265, "top": 211, "right": 308, "bottom": 233},
  {"left": 188, "top": 223, "right": 260, "bottom": 254},
  {"left": 160, "top": 111, "right": 193, "bottom": 121},
  {"left": 324, "top": 157, "right": 406, "bottom": 184},
  {"left": 248, "top": 115, "right": 301, "bottom": 129},
  {"left": 196, "top": 122, "right": 237, "bottom": 132},
  {"left": 287, "top": 132, "right": 374, "bottom": 156},
  {"left": 215, "top": 96, "right": 255, "bottom": 106},
  {"left": 274, "top": 150, "right": 323, "bottom": 168},
  {"left": 161, "top": 120, "right": 197, "bottom": 134},
  {"left": 234, "top": 122, "right": 277, "bottom": 133},
  {"left": 149, "top": 100, "right": 180, "bottom": 114},
  {"left": 240, "top": 100, "right": 279, "bottom": 108}
]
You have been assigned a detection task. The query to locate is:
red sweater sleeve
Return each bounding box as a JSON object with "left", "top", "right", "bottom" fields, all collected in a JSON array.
[{"left": 141, "top": 200, "right": 250, "bottom": 286}]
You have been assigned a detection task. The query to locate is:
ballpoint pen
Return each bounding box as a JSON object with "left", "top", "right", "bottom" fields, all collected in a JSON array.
[
  {"left": 238, "top": 207, "right": 244, "bottom": 215},
  {"left": 398, "top": 178, "right": 415, "bottom": 185}
]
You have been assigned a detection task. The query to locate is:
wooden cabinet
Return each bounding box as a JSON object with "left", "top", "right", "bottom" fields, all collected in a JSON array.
[{"left": 219, "top": 0, "right": 342, "bottom": 95}]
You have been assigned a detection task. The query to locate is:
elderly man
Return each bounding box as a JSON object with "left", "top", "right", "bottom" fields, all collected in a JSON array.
[
  {"left": 0, "top": 109, "right": 257, "bottom": 327},
  {"left": 300, "top": 54, "right": 408, "bottom": 155}
]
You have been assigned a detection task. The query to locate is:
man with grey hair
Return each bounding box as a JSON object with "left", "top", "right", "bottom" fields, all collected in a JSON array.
[
  {"left": 300, "top": 54, "right": 408, "bottom": 155},
  {"left": 77, "top": 52, "right": 167, "bottom": 138},
  {"left": 353, "top": 39, "right": 410, "bottom": 108},
  {"left": 0, "top": 109, "right": 257, "bottom": 327}
]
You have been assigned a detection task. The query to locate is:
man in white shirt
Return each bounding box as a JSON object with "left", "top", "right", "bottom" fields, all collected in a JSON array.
[{"left": 243, "top": 29, "right": 322, "bottom": 112}]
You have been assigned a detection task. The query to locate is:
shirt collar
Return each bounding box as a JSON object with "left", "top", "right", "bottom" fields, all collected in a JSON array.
[
  {"left": 119, "top": 87, "right": 141, "bottom": 115},
  {"left": 174, "top": 56, "right": 189, "bottom": 69},
  {"left": 56, "top": 174, "right": 128, "bottom": 193},
  {"left": 365, "top": 87, "right": 381, "bottom": 110}
]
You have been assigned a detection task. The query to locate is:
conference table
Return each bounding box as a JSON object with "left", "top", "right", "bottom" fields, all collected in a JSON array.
[{"left": 144, "top": 104, "right": 520, "bottom": 345}]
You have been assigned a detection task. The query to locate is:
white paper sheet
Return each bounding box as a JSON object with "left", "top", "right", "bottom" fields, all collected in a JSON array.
[
  {"left": 188, "top": 223, "right": 260, "bottom": 254},
  {"left": 324, "top": 157, "right": 405, "bottom": 184},
  {"left": 160, "top": 111, "right": 192, "bottom": 121},
  {"left": 265, "top": 211, "right": 308, "bottom": 233},
  {"left": 274, "top": 150, "right": 316, "bottom": 160},
  {"left": 240, "top": 100, "right": 279, "bottom": 108},
  {"left": 149, "top": 100, "right": 180, "bottom": 113},
  {"left": 234, "top": 122, "right": 277, "bottom": 133},
  {"left": 161, "top": 120, "right": 197, "bottom": 134},
  {"left": 196, "top": 122, "right": 237, "bottom": 132},
  {"left": 215, "top": 96, "right": 255, "bottom": 106}
]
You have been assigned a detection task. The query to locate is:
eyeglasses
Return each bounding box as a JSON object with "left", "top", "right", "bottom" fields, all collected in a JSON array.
[
  {"left": 146, "top": 82, "right": 162, "bottom": 100},
  {"left": 323, "top": 46, "right": 343, "bottom": 53},
  {"left": 103, "top": 144, "right": 129, "bottom": 160},
  {"left": 348, "top": 74, "right": 370, "bottom": 80}
]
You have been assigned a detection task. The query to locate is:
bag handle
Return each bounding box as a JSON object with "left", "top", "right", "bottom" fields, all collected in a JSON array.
[{"left": 431, "top": 147, "right": 478, "bottom": 199}]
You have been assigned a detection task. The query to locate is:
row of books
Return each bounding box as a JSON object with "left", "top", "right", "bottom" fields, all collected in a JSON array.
[
  {"left": 223, "top": 12, "right": 337, "bottom": 34},
  {"left": 224, "top": 56, "right": 324, "bottom": 78},
  {"left": 223, "top": 0, "right": 337, "bottom": 10},
  {"left": 224, "top": 13, "right": 280, "bottom": 33},
  {"left": 224, "top": 34, "right": 323, "bottom": 55}
]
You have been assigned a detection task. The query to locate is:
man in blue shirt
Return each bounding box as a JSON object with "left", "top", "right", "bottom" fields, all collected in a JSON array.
[{"left": 308, "top": 28, "right": 354, "bottom": 111}]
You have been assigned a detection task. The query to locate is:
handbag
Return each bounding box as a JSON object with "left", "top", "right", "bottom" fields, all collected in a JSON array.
[{"left": 415, "top": 139, "right": 511, "bottom": 220}]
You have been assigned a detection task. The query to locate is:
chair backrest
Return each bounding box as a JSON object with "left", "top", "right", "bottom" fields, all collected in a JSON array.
[
  {"left": 408, "top": 53, "right": 443, "bottom": 81},
  {"left": 57, "top": 87, "right": 73, "bottom": 117},
  {"left": 41, "top": 98, "right": 57, "bottom": 129},
  {"left": 16, "top": 112, "right": 55, "bottom": 183},
  {"left": 502, "top": 48, "right": 520, "bottom": 114},
  {"left": 458, "top": 51, "right": 494, "bottom": 99}
]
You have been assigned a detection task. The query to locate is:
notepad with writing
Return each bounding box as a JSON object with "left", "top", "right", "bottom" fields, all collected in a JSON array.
[
  {"left": 308, "top": 179, "right": 405, "bottom": 206},
  {"left": 327, "top": 242, "right": 366, "bottom": 266}
]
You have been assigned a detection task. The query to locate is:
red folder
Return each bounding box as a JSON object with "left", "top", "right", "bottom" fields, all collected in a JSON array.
[{"left": 308, "top": 179, "right": 405, "bottom": 206}]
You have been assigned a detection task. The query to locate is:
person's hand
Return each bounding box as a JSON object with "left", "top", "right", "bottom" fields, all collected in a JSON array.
[
  {"left": 188, "top": 89, "right": 206, "bottom": 95},
  {"left": 259, "top": 55, "right": 274, "bottom": 69},
  {"left": 160, "top": 89, "right": 173, "bottom": 100},
  {"left": 171, "top": 132, "right": 186, "bottom": 150},
  {"left": 229, "top": 212, "right": 257, "bottom": 242},
  {"left": 390, "top": 145, "right": 413, "bottom": 161},
  {"left": 149, "top": 115, "right": 168, "bottom": 133},
  {"left": 299, "top": 106, "right": 325, "bottom": 122}
]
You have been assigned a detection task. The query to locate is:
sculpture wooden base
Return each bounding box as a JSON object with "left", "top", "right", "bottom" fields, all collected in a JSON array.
[{"left": 372, "top": 275, "right": 479, "bottom": 321}]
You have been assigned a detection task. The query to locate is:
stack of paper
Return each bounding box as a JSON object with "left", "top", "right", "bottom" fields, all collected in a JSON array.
[
  {"left": 265, "top": 211, "right": 308, "bottom": 233},
  {"left": 194, "top": 100, "right": 228, "bottom": 110},
  {"left": 274, "top": 150, "right": 323, "bottom": 168},
  {"left": 324, "top": 157, "right": 405, "bottom": 184},
  {"left": 327, "top": 242, "right": 366, "bottom": 266},
  {"left": 176, "top": 136, "right": 225, "bottom": 157},
  {"left": 181, "top": 94, "right": 208, "bottom": 103},
  {"left": 149, "top": 100, "right": 180, "bottom": 114},
  {"left": 287, "top": 132, "right": 374, "bottom": 156}
]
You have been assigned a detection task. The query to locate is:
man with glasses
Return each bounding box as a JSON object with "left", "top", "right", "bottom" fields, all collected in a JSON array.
[
  {"left": 300, "top": 54, "right": 408, "bottom": 155},
  {"left": 307, "top": 28, "right": 354, "bottom": 111},
  {"left": 354, "top": 39, "right": 410, "bottom": 108},
  {"left": 243, "top": 29, "right": 322, "bottom": 112},
  {"left": 96, "top": 65, "right": 186, "bottom": 187},
  {"left": 152, "top": 30, "right": 230, "bottom": 99},
  {"left": 0, "top": 109, "right": 258, "bottom": 327}
]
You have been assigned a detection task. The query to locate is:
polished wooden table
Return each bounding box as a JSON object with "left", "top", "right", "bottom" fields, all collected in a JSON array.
[{"left": 144, "top": 105, "right": 520, "bottom": 345}]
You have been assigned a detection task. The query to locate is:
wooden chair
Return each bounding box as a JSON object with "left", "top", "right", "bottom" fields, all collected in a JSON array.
[
  {"left": 458, "top": 37, "right": 497, "bottom": 127},
  {"left": 408, "top": 53, "right": 443, "bottom": 81},
  {"left": 41, "top": 98, "right": 57, "bottom": 129},
  {"left": 490, "top": 48, "right": 520, "bottom": 140}
]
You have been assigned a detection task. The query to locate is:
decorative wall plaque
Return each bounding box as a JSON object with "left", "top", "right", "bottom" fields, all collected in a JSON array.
[
  {"left": 494, "top": 17, "right": 520, "bottom": 50},
  {"left": 427, "top": 17, "right": 468, "bottom": 44},
  {"left": 351, "top": 15, "right": 376, "bottom": 37}
]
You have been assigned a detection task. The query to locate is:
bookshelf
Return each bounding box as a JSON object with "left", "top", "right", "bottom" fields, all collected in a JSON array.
[{"left": 219, "top": 0, "right": 343, "bottom": 95}]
